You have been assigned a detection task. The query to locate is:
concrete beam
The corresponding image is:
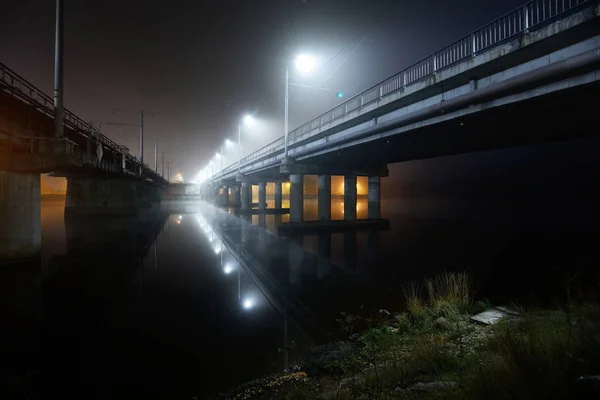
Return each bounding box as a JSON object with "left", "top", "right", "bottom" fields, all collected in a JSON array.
[
  {"left": 280, "top": 161, "right": 388, "bottom": 177},
  {"left": 0, "top": 152, "right": 82, "bottom": 173}
]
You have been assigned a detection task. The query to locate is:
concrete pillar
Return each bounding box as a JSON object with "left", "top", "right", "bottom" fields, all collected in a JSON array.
[
  {"left": 344, "top": 175, "right": 357, "bottom": 221},
  {"left": 212, "top": 185, "right": 218, "bottom": 204},
  {"left": 258, "top": 182, "right": 267, "bottom": 210},
  {"left": 233, "top": 185, "right": 241, "bottom": 206},
  {"left": 0, "top": 172, "right": 41, "bottom": 260},
  {"left": 368, "top": 176, "right": 381, "bottom": 219},
  {"left": 223, "top": 185, "right": 229, "bottom": 206},
  {"left": 274, "top": 181, "right": 283, "bottom": 209},
  {"left": 318, "top": 175, "right": 331, "bottom": 221},
  {"left": 241, "top": 181, "right": 251, "bottom": 210},
  {"left": 289, "top": 174, "right": 303, "bottom": 223}
]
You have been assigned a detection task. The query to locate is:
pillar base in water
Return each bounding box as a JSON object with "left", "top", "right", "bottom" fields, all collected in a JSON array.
[
  {"left": 0, "top": 172, "right": 41, "bottom": 261},
  {"left": 289, "top": 174, "right": 303, "bottom": 223},
  {"left": 64, "top": 176, "right": 161, "bottom": 219}
]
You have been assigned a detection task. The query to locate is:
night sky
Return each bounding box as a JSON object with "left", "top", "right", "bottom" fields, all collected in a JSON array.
[{"left": 1, "top": 0, "right": 528, "bottom": 179}]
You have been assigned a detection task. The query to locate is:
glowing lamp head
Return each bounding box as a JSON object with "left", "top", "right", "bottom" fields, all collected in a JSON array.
[
  {"left": 295, "top": 54, "right": 316, "bottom": 74},
  {"left": 243, "top": 299, "right": 254, "bottom": 310},
  {"left": 336, "top": 91, "right": 344, "bottom": 99},
  {"left": 242, "top": 114, "right": 254, "bottom": 126},
  {"left": 224, "top": 264, "right": 234, "bottom": 274}
]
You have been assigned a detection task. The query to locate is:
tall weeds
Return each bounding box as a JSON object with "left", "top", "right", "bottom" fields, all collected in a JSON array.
[{"left": 403, "top": 271, "right": 472, "bottom": 322}]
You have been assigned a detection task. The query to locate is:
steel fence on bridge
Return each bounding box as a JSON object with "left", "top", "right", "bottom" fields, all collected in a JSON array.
[{"left": 0, "top": 61, "right": 160, "bottom": 179}]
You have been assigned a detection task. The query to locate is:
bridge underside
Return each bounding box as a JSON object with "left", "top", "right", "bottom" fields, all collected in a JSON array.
[
  {"left": 304, "top": 79, "right": 600, "bottom": 170},
  {"left": 201, "top": 75, "right": 600, "bottom": 230}
]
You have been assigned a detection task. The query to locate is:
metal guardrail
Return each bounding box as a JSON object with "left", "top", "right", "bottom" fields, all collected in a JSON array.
[
  {"left": 0, "top": 62, "right": 163, "bottom": 180},
  {"left": 210, "top": 0, "right": 591, "bottom": 181}
]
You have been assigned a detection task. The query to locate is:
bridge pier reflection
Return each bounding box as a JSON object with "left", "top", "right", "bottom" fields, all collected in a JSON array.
[
  {"left": 194, "top": 203, "right": 387, "bottom": 347},
  {"left": 317, "top": 233, "right": 331, "bottom": 279},
  {"left": 0, "top": 171, "right": 41, "bottom": 261}
]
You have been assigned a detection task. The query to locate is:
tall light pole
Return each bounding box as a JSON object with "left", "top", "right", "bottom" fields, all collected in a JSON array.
[
  {"left": 161, "top": 151, "right": 165, "bottom": 177},
  {"left": 237, "top": 114, "right": 254, "bottom": 174},
  {"left": 284, "top": 67, "right": 289, "bottom": 159},
  {"left": 284, "top": 54, "right": 316, "bottom": 159},
  {"left": 139, "top": 109, "right": 152, "bottom": 164},
  {"left": 154, "top": 138, "right": 158, "bottom": 173},
  {"left": 219, "top": 147, "right": 223, "bottom": 183},
  {"left": 53, "top": 0, "right": 64, "bottom": 138}
]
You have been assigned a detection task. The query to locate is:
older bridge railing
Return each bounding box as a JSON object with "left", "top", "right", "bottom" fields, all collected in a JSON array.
[
  {"left": 0, "top": 61, "right": 162, "bottom": 180},
  {"left": 210, "top": 0, "right": 593, "bottom": 182}
]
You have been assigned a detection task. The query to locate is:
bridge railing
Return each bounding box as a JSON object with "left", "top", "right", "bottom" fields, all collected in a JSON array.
[
  {"left": 210, "top": 0, "right": 591, "bottom": 181},
  {"left": 0, "top": 62, "right": 163, "bottom": 181}
]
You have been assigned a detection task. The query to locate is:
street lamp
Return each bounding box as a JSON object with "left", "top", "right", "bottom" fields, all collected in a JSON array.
[
  {"left": 220, "top": 139, "right": 234, "bottom": 182},
  {"left": 238, "top": 114, "right": 254, "bottom": 174},
  {"left": 284, "top": 54, "right": 316, "bottom": 159}
]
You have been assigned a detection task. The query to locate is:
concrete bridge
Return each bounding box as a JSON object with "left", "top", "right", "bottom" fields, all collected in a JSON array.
[
  {"left": 201, "top": 0, "right": 600, "bottom": 230},
  {"left": 0, "top": 61, "right": 167, "bottom": 260}
]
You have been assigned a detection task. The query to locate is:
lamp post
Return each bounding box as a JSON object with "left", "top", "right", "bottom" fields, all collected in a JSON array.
[
  {"left": 106, "top": 109, "right": 152, "bottom": 164},
  {"left": 53, "top": 0, "right": 64, "bottom": 138},
  {"left": 284, "top": 54, "right": 316, "bottom": 159},
  {"left": 237, "top": 114, "right": 254, "bottom": 174}
]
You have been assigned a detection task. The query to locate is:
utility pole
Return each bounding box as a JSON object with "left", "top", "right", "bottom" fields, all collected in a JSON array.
[
  {"left": 140, "top": 110, "right": 144, "bottom": 164},
  {"left": 167, "top": 161, "right": 171, "bottom": 182},
  {"left": 53, "top": 0, "right": 64, "bottom": 138},
  {"left": 154, "top": 139, "right": 158, "bottom": 173},
  {"left": 161, "top": 151, "right": 165, "bottom": 177},
  {"left": 284, "top": 67, "right": 289, "bottom": 158},
  {"left": 106, "top": 109, "right": 152, "bottom": 163}
]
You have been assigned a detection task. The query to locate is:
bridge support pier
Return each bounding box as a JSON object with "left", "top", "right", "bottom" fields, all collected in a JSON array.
[
  {"left": 223, "top": 184, "right": 229, "bottom": 206},
  {"left": 64, "top": 176, "right": 160, "bottom": 219},
  {"left": 368, "top": 176, "right": 381, "bottom": 219},
  {"left": 0, "top": 172, "right": 41, "bottom": 260},
  {"left": 232, "top": 185, "right": 240, "bottom": 206},
  {"left": 318, "top": 175, "right": 331, "bottom": 221},
  {"left": 241, "top": 182, "right": 251, "bottom": 210},
  {"left": 344, "top": 176, "right": 357, "bottom": 221},
  {"left": 289, "top": 174, "right": 303, "bottom": 223},
  {"left": 274, "top": 181, "right": 282, "bottom": 209},
  {"left": 258, "top": 182, "right": 267, "bottom": 210}
]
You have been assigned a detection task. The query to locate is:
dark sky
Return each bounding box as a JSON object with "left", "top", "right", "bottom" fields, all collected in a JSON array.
[{"left": 0, "top": 0, "right": 526, "bottom": 179}]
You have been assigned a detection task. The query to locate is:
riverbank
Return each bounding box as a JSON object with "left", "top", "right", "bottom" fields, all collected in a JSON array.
[{"left": 213, "top": 272, "right": 600, "bottom": 399}]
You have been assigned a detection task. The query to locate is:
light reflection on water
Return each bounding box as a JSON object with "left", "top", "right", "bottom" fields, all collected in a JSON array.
[
  {"left": 3, "top": 195, "right": 597, "bottom": 398},
  {"left": 260, "top": 198, "right": 369, "bottom": 221}
]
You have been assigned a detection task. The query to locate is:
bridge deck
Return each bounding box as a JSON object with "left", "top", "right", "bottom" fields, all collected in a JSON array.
[{"left": 208, "top": 0, "right": 600, "bottom": 183}]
